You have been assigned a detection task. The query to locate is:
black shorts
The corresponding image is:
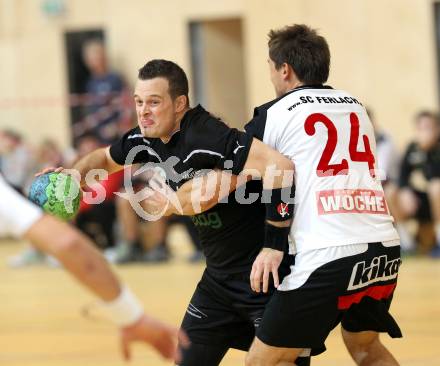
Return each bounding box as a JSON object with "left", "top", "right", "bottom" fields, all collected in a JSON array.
[
  {"left": 181, "top": 268, "right": 276, "bottom": 351},
  {"left": 257, "top": 241, "right": 402, "bottom": 355},
  {"left": 413, "top": 190, "right": 431, "bottom": 222}
]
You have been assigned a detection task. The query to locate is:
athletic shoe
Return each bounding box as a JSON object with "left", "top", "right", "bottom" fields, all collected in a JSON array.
[
  {"left": 188, "top": 250, "right": 205, "bottom": 263},
  {"left": 400, "top": 246, "right": 416, "bottom": 257},
  {"left": 8, "top": 247, "right": 47, "bottom": 268},
  {"left": 46, "top": 255, "right": 61, "bottom": 268},
  {"left": 143, "top": 245, "right": 170, "bottom": 263},
  {"left": 429, "top": 245, "right": 440, "bottom": 258},
  {"left": 113, "top": 242, "right": 145, "bottom": 264}
]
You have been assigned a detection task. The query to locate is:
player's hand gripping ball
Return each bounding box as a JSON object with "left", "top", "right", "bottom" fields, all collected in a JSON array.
[{"left": 28, "top": 172, "right": 81, "bottom": 220}]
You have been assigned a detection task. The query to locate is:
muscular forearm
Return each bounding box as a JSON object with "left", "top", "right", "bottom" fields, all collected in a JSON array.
[
  {"left": 73, "top": 147, "right": 123, "bottom": 187},
  {"left": 174, "top": 185, "right": 219, "bottom": 215},
  {"left": 172, "top": 170, "right": 247, "bottom": 215},
  {"left": 174, "top": 182, "right": 204, "bottom": 215}
]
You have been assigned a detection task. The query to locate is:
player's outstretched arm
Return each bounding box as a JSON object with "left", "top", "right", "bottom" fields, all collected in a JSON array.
[
  {"left": 36, "top": 147, "right": 124, "bottom": 188},
  {"left": 172, "top": 170, "right": 249, "bottom": 215},
  {"left": 141, "top": 170, "right": 250, "bottom": 217},
  {"left": 24, "top": 215, "right": 188, "bottom": 361},
  {"left": 243, "top": 138, "right": 294, "bottom": 189},
  {"left": 73, "top": 147, "right": 124, "bottom": 187},
  {"left": 170, "top": 139, "right": 294, "bottom": 216}
]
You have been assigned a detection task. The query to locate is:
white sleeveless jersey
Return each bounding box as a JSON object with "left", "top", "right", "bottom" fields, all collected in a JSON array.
[
  {"left": 0, "top": 173, "right": 42, "bottom": 237},
  {"left": 246, "top": 86, "right": 399, "bottom": 254}
]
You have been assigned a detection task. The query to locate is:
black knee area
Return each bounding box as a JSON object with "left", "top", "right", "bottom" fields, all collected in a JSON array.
[{"left": 178, "top": 342, "right": 229, "bottom": 366}]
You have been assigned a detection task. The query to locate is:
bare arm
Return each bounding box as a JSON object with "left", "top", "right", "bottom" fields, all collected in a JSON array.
[
  {"left": 171, "top": 170, "right": 250, "bottom": 215},
  {"left": 37, "top": 147, "right": 125, "bottom": 188},
  {"left": 73, "top": 147, "right": 125, "bottom": 187},
  {"left": 142, "top": 170, "right": 251, "bottom": 217},
  {"left": 243, "top": 138, "right": 294, "bottom": 190},
  {"left": 145, "top": 140, "right": 294, "bottom": 217},
  {"left": 25, "top": 214, "right": 121, "bottom": 300},
  {"left": 182, "top": 138, "right": 295, "bottom": 215}
]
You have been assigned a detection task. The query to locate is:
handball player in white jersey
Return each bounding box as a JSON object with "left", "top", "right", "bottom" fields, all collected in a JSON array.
[
  {"left": 155, "top": 24, "right": 402, "bottom": 365},
  {"left": 0, "top": 173, "right": 187, "bottom": 361},
  {"left": 243, "top": 25, "right": 401, "bottom": 366}
]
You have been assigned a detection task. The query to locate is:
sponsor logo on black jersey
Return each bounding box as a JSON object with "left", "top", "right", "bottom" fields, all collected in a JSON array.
[{"left": 192, "top": 212, "right": 223, "bottom": 229}]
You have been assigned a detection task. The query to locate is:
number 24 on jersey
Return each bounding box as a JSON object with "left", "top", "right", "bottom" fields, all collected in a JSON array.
[{"left": 304, "top": 112, "right": 376, "bottom": 178}]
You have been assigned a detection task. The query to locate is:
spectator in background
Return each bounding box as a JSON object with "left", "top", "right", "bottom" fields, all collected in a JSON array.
[
  {"left": 367, "top": 108, "right": 401, "bottom": 186},
  {"left": 366, "top": 108, "right": 401, "bottom": 221},
  {"left": 394, "top": 111, "right": 440, "bottom": 257},
  {"left": 113, "top": 188, "right": 170, "bottom": 264},
  {"left": 0, "top": 129, "right": 35, "bottom": 192},
  {"left": 37, "top": 139, "right": 64, "bottom": 169},
  {"left": 79, "top": 39, "right": 132, "bottom": 144}
]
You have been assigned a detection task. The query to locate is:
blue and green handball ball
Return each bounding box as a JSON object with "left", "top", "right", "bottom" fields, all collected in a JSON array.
[{"left": 28, "top": 172, "right": 81, "bottom": 220}]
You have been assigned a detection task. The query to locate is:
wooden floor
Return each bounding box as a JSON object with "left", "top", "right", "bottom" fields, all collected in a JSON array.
[{"left": 1, "top": 236, "right": 439, "bottom": 366}]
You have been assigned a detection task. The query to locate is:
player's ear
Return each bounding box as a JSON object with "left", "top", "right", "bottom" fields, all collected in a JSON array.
[
  {"left": 282, "top": 63, "right": 291, "bottom": 80},
  {"left": 174, "top": 95, "right": 187, "bottom": 113}
]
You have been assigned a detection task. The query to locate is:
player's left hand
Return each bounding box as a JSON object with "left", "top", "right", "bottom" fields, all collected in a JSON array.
[
  {"left": 250, "top": 248, "right": 284, "bottom": 293},
  {"left": 120, "top": 314, "right": 190, "bottom": 362}
]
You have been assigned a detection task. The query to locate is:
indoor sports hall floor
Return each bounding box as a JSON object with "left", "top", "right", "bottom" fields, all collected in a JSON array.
[{"left": 1, "top": 227, "right": 439, "bottom": 366}]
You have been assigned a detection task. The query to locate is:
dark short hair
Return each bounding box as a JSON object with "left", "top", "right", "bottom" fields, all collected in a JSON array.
[
  {"left": 138, "top": 59, "right": 189, "bottom": 103},
  {"left": 415, "top": 110, "right": 440, "bottom": 127},
  {"left": 268, "top": 24, "right": 330, "bottom": 84},
  {"left": 2, "top": 129, "right": 21, "bottom": 142}
]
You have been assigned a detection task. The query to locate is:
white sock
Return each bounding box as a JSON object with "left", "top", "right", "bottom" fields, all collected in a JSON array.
[{"left": 396, "top": 224, "right": 415, "bottom": 250}]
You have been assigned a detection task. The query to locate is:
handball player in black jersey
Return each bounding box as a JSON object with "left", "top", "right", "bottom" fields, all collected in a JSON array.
[{"left": 40, "top": 59, "right": 299, "bottom": 365}]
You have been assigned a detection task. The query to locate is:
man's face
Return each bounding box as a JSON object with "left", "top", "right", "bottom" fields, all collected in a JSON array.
[
  {"left": 0, "top": 133, "right": 16, "bottom": 153},
  {"left": 83, "top": 43, "right": 107, "bottom": 75},
  {"left": 134, "top": 77, "right": 179, "bottom": 141},
  {"left": 268, "top": 58, "right": 286, "bottom": 97},
  {"left": 415, "top": 115, "right": 440, "bottom": 150}
]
